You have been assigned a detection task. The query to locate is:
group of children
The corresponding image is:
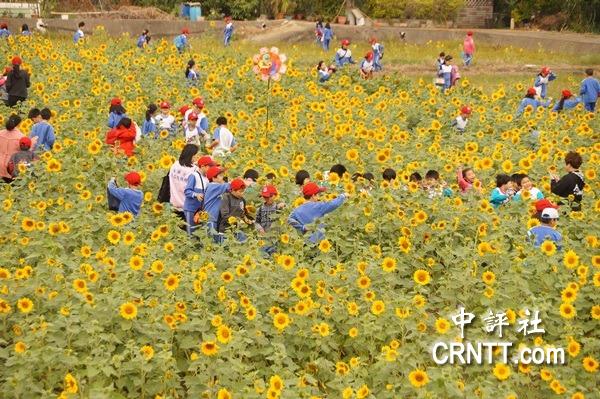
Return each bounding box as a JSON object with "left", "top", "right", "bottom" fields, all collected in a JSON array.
[{"left": 316, "top": 37, "right": 385, "bottom": 82}]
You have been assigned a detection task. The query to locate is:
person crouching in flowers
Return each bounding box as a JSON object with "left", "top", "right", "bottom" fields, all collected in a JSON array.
[
  {"left": 513, "top": 174, "right": 544, "bottom": 201},
  {"left": 489, "top": 174, "right": 513, "bottom": 208},
  {"left": 456, "top": 165, "right": 481, "bottom": 194},
  {"left": 552, "top": 89, "right": 581, "bottom": 112},
  {"left": 527, "top": 206, "right": 562, "bottom": 249},
  {"left": 208, "top": 116, "right": 238, "bottom": 157},
  {"left": 185, "top": 59, "right": 199, "bottom": 83},
  {"left": 142, "top": 103, "right": 158, "bottom": 138},
  {"left": 359, "top": 51, "right": 375, "bottom": 80},
  {"left": 154, "top": 101, "right": 176, "bottom": 135},
  {"left": 223, "top": 16, "right": 233, "bottom": 47},
  {"left": 217, "top": 178, "right": 253, "bottom": 243},
  {"left": 288, "top": 182, "right": 348, "bottom": 244},
  {"left": 107, "top": 172, "right": 143, "bottom": 217},
  {"left": 316, "top": 61, "right": 336, "bottom": 83},
  {"left": 108, "top": 97, "right": 127, "bottom": 129},
  {"left": 423, "top": 170, "right": 452, "bottom": 199},
  {"left": 7, "top": 137, "right": 37, "bottom": 178},
  {"left": 451, "top": 106, "right": 471, "bottom": 132},
  {"left": 534, "top": 67, "right": 556, "bottom": 99},
  {"left": 334, "top": 39, "right": 355, "bottom": 67},
  {"left": 369, "top": 37, "right": 384, "bottom": 71},
  {"left": 516, "top": 87, "right": 551, "bottom": 117},
  {"left": 105, "top": 117, "right": 137, "bottom": 157}
]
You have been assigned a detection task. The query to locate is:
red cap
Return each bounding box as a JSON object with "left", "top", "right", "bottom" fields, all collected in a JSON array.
[
  {"left": 527, "top": 87, "right": 536, "bottom": 96},
  {"left": 159, "top": 101, "right": 170, "bottom": 109},
  {"left": 303, "top": 182, "right": 326, "bottom": 197},
  {"left": 261, "top": 184, "right": 278, "bottom": 198},
  {"left": 561, "top": 89, "right": 572, "bottom": 98},
  {"left": 541, "top": 67, "right": 550, "bottom": 76},
  {"left": 467, "top": 31, "right": 473, "bottom": 36},
  {"left": 365, "top": 51, "right": 374, "bottom": 61},
  {"left": 535, "top": 199, "right": 558, "bottom": 212},
  {"left": 182, "top": 28, "right": 189, "bottom": 34},
  {"left": 192, "top": 97, "right": 205, "bottom": 108},
  {"left": 179, "top": 105, "right": 190, "bottom": 116},
  {"left": 3, "top": 66, "right": 12, "bottom": 75},
  {"left": 12, "top": 56, "right": 22, "bottom": 66},
  {"left": 230, "top": 178, "right": 246, "bottom": 191},
  {"left": 110, "top": 97, "right": 122, "bottom": 106},
  {"left": 341, "top": 39, "right": 350, "bottom": 46},
  {"left": 124, "top": 171, "right": 141, "bottom": 186},
  {"left": 0, "top": 23, "right": 7, "bottom": 29},
  {"left": 188, "top": 112, "right": 199, "bottom": 121},
  {"left": 460, "top": 106, "right": 472, "bottom": 114},
  {"left": 207, "top": 166, "right": 225, "bottom": 181},
  {"left": 19, "top": 137, "right": 32, "bottom": 148},
  {"left": 197, "top": 156, "right": 216, "bottom": 167}
]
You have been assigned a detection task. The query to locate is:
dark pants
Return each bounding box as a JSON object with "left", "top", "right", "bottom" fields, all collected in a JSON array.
[{"left": 7, "top": 95, "right": 26, "bottom": 107}]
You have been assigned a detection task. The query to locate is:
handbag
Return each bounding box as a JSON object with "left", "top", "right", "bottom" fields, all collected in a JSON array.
[{"left": 157, "top": 173, "right": 170, "bottom": 203}]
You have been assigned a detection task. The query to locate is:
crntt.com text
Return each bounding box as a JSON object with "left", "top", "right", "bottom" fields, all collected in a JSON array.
[{"left": 432, "top": 341, "right": 565, "bottom": 365}]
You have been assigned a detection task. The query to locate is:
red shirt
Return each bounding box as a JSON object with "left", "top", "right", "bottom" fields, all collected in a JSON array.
[{"left": 106, "top": 125, "right": 136, "bottom": 157}]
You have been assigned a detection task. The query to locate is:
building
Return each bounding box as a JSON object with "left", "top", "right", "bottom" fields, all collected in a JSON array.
[{"left": 456, "top": 0, "right": 493, "bottom": 28}]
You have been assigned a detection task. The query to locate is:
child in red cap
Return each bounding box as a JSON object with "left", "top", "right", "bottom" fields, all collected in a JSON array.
[
  {"left": 288, "top": 183, "right": 348, "bottom": 243},
  {"left": 107, "top": 171, "right": 144, "bottom": 216},
  {"left": 335, "top": 39, "right": 355, "bottom": 67},
  {"left": 452, "top": 106, "right": 471, "bottom": 132},
  {"left": 5, "top": 56, "right": 30, "bottom": 107},
  {"left": 108, "top": 97, "right": 127, "bottom": 129},
  {"left": 359, "top": 51, "right": 375, "bottom": 80},
  {"left": 533, "top": 67, "right": 556, "bottom": 99},
  {"left": 174, "top": 28, "right": 190, "bottom": 53},
  {"left": 217, "top": 178, "right": 253, "bottom": 241},
  {"left": 155, "top": 101, "right": 175, "bottom": 134},
  {"left": 255, "top": 184, "right": 286, "bottom": 234},
  {"left": 7, "top": 136, "right": 37, "bottom": 178},
  {"left": 516, "top": 87, "right": 551, "bottom": 117},
  {"left": 552, "top": 89, "right": 582, "bottom": 112}
]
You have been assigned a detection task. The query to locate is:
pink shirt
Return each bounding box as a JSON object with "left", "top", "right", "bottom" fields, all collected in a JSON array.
[
  {"left": 463, "top": 37, "right": 475, "bottom": 54},
  {"left": 0, "top": 128, "right": 24, "bottom": 179},
  {"left": 457, "top": 168, "right": 473, "bottom": 193}
]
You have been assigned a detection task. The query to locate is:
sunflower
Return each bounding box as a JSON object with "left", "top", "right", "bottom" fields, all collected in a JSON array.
[
  {"left": 493, "top": 363, "right": 511, "bottom": 380},
  {"left": 17, "top": 297, "right": 34, "bottom": 313},
  {"left": 217, "top": 388, "right": 232, "bottom": 399},
  {"left": 582, "top": 356, "right": 598, "bottom": 373},
  {"left": 200, "top": 340, "right": 219, "bottom": 356},
  {"left": 107, "top": 230, "right": 121, "bottom": 245},
  {"left": 397, "top": 236, "right": 411, "bottom": 253},
  {"left": 21, "top": 217, "right": 36, "bottom": 232},
  {"left": 413, "top": 269, "right": 431, "bottom": 285},
  {"left": 164, "top": 274, "right": 180, "bottom": 291},
  {"left": 14, "top": 341, "right": 27, "bottom": 353},
  {"left": 381, "top": 257, "right": 396, "bottom": 273},
  {"left": 563, "top": 250, "right": 579, "bottom": 269},
  {"left": 408, "top": 369, "right": 429, "bottom": 388},
  {"left": 46, "top": 158, "right": 62, "bottom": 172},
  {"left": 592, "top": 305, "right": 600, "bottom": 320},
  {"left": 540, "top": 240, "right": 556, "bottom": 256},
  {"left": 435, "top": 318, "right": 450, "bottom": 334},
  {"left": 370, "top": 300, "right": 385, "bottom": 315},
  {"left": 217, "top": 324, "right": 232, "bottom": 344},
  {"left": 273, "top": 312, "right": 290, "bottom": 331},
  {"left": 119, "top": 302, "right": 137, "bottom": 319},
  {"left": 140, "top": 345, "right": 154, "bottom": 360},
  {"left": 318, "top": 239, "right": 332, "bottom": 253},
  {"left": 559, "top": 303, "right": 576, "bottom": 319},
  {"left": 567, "top": 340, "right": 581, "bottom": 357},
  {"left": 72, "top": 279, "right": 87, "bottom": 293},
  {"left": 129, "top": 255, "right": 144, "bottom": 271},
  {"left": 482, "top": 271, "right": 496, "bottom": 285}
]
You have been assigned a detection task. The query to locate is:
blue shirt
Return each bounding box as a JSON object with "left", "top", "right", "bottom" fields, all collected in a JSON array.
[
  {"left": 580, "top": 77, "right": 600, "bottom": 104},
  {"left": 288, "top": 194, "right": 346, "bottom": 242},
  {"left": 183, "top": 172, "right": 208, "bottom": 213},
  {"left": 224, "top": 25, "right": 234, "bottom": 37},
  {"left": 528, "top": 225, "right": 562, "bottom": 249},
  {"left": 108, "top": 112, "right": 126, "bottom": 129},
  {"left": 552, "top": 97, "right": 582, "bottom": 112},
  {"left": 516, "top": 97, "right": 550, "bottom": 117},
  {"left": 30, "top": 121, "right": 55, "bottom": 151},
  {"left": 533, "top": 73, "right": 556, "bottom": 98},
  {"left": 489, "top": 187, "right": 509, "bottom": 208},
  {"left": 174, "top": 34, "right": 188, "bottom": 51},
  {"left": 0, "top": 28, "right": 11, "bottom": 38},
  {"left": 323, "top": 28, "right": 333, "bottom": 40},
  {"left": 141, "top": 119, "right": 156, "bottom": 136},
  {"left": 137, "top": 34, "right": 147, "bottom": 48},
  {"left": 204, "top": 183, "right": 231, "bottom": 223},
  {"left": 318, "top": 69, "right": 331, "bottom": 83},
  {"left": 107, "top": 180, "right": 143, "bottom": 216},
  {"left": 73, "top": 29, "right": 84, "bottom": 43}
]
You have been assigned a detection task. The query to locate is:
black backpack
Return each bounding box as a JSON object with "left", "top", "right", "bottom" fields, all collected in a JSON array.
[{"left": 157, "top": 173, "right": 170, "bottom": 203}]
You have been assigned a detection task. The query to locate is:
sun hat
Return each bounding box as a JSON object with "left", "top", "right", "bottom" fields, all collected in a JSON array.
[
  {"left": 207, "top": 166, "right": 225, "bottom": 181},
  {"left": 159, "top": 101, "right": 170, "bottom": 109},
  {"left": 192, "top": 97, "right": 205, "bottom": 108},
  {"left": 303, "top": 182, "right": 326, "bottom": 197},
  {"left": 461, "top": 106, "right": 472, "bottom": 114},
  {"left": 197, "top": 156, "right": 216, "bottom": 167},
  {"left": 19, "top": 137, "right": 32, "bottom": 148},
  {"left": 261, "top": 184, "right": 278, "bottom": 198},
  {"left": 124, "top": 171, "right": 141, "bottom": 186},
  {"left": 230, "top": 178, "right": 246, "bottom": 191}
]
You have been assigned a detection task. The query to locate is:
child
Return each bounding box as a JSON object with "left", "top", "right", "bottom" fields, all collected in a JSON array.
[
  {"left": 317, "top": 61, "right": 336, "bottom": 83},
  {"left": 370, "top": 37, "right": 384, "bottom": 71},
  {"left": 382, "top": 168, "right": 396, "bottom": 182},
  {"left": 513, "top": 174, "right": 544, "bottom": 201},
  {"left": 73, "top": 21, "right": 85, "bottom": 44},
  {"left": 0, "top": 23, "right": 10, "bottom": 38},
  {"left": 108, "top": 98, "right": 127, "bottom": 129},
  {"left": 534, "top": 67, "right": 557, "bottom": 99},
  {"left": 137, "top": 29, "right": 150, "bottom": 48},
  {"left": 155, "top": 101, "right": 176, "bottom": 133},
  {"left": 208, "top": 116, "right": 238, "bottom": 157},
  {"left": 550, "top": 151, "right": 585, "bottom": 210},
  {"left": 186, "top": 59, "right": 199, "bottom": 82},
  {"left": 174, "top": 28, "right": 190, "bottom": 53},
  {"left": 462, "top": 31, "right": 475, "bottom": 66},
  {"left": 440, "top": 55, "right": 453, "bottom": 90},
  {"left": 7, "top": 137, "right": 37, "bottom": 178},
  {"left": 508, "top": 173, "right": 524, "bottom": 197},
  {"left": 202, "top": 167, "right": 234, "bottom": 236},
  {"left": 552, "top": 89, "right": 581, "bottom": 112},
  {"left": 436, "top": 52, "right": 446, "bottom": 76},
  {"left": 223, "top": 16, "right": 233, "bottom": 47},
  {"left": 255, "top": 184, "right": 285, "bottom": 234},
  {"left": 288, "top": 182, "right": 348, "bottom": 243},
  {"left": 243, "top": 169, "right": 260, "bottom": 191},
  {"left": 184, "top": 112, "right": 207, "bottom": 145},
  {"left": 105, "top": 117, "right": 137, "bottom": 157},
  {"left": 359, "top": 52, "right": 375, "bottom": 80},
  {"left": 315, "top": 20, "right": 324, "bottom": 46},
  {"left": 21, "top": 24, "right": 32, "bottom": 36},
  {"left": 423, "top": 170, "right": 453, "bottom": 199},
  {"left": 456, "top": 166, "right": 479, "bottom": 194},
  {"left": 409, "top": 172, "right": 423, "bottom": 185},
  {"left": 322, "top": 23, "right": 333, "bottom": 51},
  {"left": 450, "top": 56, "right": 461, "bottom": 87},
  {"left": 142, "top": 103, "right": 158, "bottom": 137},
  {"left": 579, "top": 68, "right": 600, "bottom": 112},
  {"left": 295, "top": 170, "right": 310, "bottom": 195},
  {"left": 516, "top": 88, "right": 551, "bottom": 117},
  {"left": 107, "top": 172, "right": 144, "bottom": 217},
  {"left": 527, "top": 207, "right": 562, "bottom": 249},
  {"left": 334, "top": 40, "right": 355, "bottom": 67},
  {"left": 218, "top": 178, "right": 253, "bottom": 240},
  {"left": 451, "top": 106, "right": 471, "bottom": 132},
  {"left": 489, "top": 174, "right": 512, "bottom": 208},
  {"left": 182, "top": 158, "right": 217, "bottom": 236},
  {"left": 184, "top": 97, "right": 208, "bottom": 134},
  {"left": 29, "top": 107, "right": 55, "bottom": 151}
]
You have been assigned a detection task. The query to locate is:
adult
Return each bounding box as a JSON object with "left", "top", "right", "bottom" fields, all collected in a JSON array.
[
  {"left": 169, "top": 144, "right": 203, "bottom": 214},
  {"left": 0, "top": 115, "right": 25, "bottom": 182},
  {"left": 5, "top": 56, "right": 30, "bottom": 107}
]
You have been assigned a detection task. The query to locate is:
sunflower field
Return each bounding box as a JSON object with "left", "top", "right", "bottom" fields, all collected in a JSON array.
[{"left": 0, "top": 28, "right": 599, "bottom": 399}]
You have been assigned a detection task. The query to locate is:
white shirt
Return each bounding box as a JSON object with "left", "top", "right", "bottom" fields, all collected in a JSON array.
[
  {"left": 185, "top": 126, "right": 200, "bottom": 145},
  {"left": 155, "top": 113, "right": 175, "bottom": 130},
  {"left": 169, "top": 162, "right": 196, "bottom": 210},
  {"left": 336, "top": 48, "right": 352, "bottom": 59},
  {"left": 212, "top": 126, "right": 236, "bottom": 156},
  {"left": 361, "top": 60, "right": 374, "bottom": 73},
  {"left": 454, "top": 116, "right": 468, "bottom": 130}
]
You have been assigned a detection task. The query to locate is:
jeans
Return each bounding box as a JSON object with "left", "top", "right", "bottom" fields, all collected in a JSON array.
[
  {"left": 322, "top": 39, "right": 330, "bottom": 51},
  {"left": 462, "top": 52, "right": 473, "bottom": 66},
  {"left": 584, "top": 102, "right": 596, "bottom": 112}
]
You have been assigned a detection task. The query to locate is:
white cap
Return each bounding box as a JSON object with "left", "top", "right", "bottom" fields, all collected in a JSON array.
[{"left": 541, "top": 208, "right": 559, "bottom": 220}]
